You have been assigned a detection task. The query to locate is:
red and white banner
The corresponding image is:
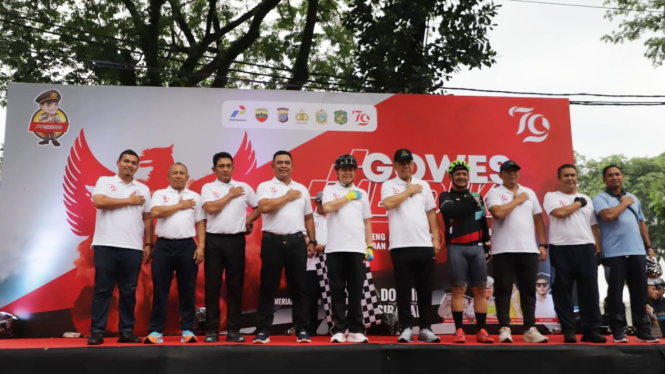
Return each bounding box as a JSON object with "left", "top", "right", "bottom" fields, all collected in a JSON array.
[{"left": 0, "top": 83, "right": 570, "bottom": 336}]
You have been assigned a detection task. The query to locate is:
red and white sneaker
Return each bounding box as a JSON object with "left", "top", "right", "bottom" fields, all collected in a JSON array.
[
  {"left": 476, "top": 329, "right": 494, "bottom": 344},
  {"left": 453, "top": 328, "right": 466, "bottom": 343}
]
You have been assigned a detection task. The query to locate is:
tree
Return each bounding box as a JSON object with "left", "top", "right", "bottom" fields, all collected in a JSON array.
[
  {"left": 575, "top": 151, "right": 665, "bottom": 256},
  {"left": 602, "top": 0, "right": 665, "bottom": 67},
  {"left": 344, "top": 0, "right": 499, "bottom": 94},
  {"left": 0, "top": 0, "right": 501, "bottom": 98},
  {"left": 0, "top": 0, "right": 356, "bottom": 97}
]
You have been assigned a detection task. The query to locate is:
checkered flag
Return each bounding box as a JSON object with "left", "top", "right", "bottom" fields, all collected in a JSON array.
[{"left": 315, "top": 254, "right": 382, "bottom": 329}]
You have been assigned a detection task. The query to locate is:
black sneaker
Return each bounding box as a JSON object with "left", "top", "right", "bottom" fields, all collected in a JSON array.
[
  {"left": 117, "top": 332, "right": 141, "bottom": 343},
  {"left": 581, "top": 333, "right": 607, "bottom": 343},
  {"left": 296, "top": 330, "right": 311, "bottom": 343},
  {"left": 253, "top": 332, "right": 270, "bottom": 344},
  {"left": 563, "top": 332, "right": 577, "bottom": 343},
  {"left": 87, "top": 332, "right": 104, "bottom": 345},
  {"left": 204, "top": 332, "right": 219, "bottom": 343},
  {"left": 613, "top": 331, "right": 629, "bottom": 343},
  {"left": 636, "top": 332, "right": 659, "bottom": 343},
  {"left": 226, "top": 330, "right": 245, "bottom": 342}
]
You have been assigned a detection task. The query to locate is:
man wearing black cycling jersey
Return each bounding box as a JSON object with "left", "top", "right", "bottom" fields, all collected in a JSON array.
[{"left": 439, "top": 160, "right": 494, "bottom": 344}]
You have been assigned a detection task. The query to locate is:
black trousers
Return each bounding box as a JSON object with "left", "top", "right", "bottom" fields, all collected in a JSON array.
[
  {"left": 148, "top": 238, "right": 198, "bottom": 332},
  {"left": 390, "top": 247, "right": 435, "bottom": 330},
  {"left": 204, "top": 233, "right": 246, "bottom": 332},
  {"left": 326, "top": 252, "right": 366, "bottom": 334},
  {"left": 605, "top": 255, "right": 650, "bottom": 334},
  {"left": 90, "top": 246, "right": 143, "bottom": 333},
  {"left": 493, "top": 253, "right": 539, "bottom": 328},
  {"left": 550, "top": 244, "right": 601, "bottom": 334},
  {"left": 256, "top": 234, "right": 308, "bottom": 333},
  {"left": 306, "top": 270, "right": 322, "bottom": 335}
]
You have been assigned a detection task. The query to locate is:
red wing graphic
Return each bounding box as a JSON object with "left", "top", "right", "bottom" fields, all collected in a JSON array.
[
  {"left": 63, "top": 129, "right": 114, "bottom": 236},
  {"left": 188, "top": 132, "right": 258, "bottom": 194}
]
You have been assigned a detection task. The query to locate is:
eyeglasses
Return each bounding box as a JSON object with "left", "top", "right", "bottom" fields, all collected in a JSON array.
[{"left": 536, "top": 283, "right": 549, "bottom": 288}]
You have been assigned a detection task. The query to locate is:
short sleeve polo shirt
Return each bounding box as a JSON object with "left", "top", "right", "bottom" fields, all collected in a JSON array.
[
  {"left": 485, "top": 184, "right": 542, "bottom": 255},
  {"left": 151, "top": 186, "right": 205, "bottom": 239},
  {"left": 543, "top": 191, "right": 597, "bottom": 246},
  {"left": 593, "top": 191, "right": 646, "bottom": 258},
  {"left": 91, "top": 175, "right": 151, "bottom": 250},
  {"left": 256, "top": 177, "right": 313, "bottom": 235},
  {"left": 322, "top": 182, "right": 371, "bottom": 254},
  {"left": 201, "top": 179, "right": 258, "bottom": 234}
]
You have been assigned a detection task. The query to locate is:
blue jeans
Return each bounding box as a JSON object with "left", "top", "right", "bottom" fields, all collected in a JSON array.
[{"left": 90, "top": 246, "right": 143, "bottom": 333}]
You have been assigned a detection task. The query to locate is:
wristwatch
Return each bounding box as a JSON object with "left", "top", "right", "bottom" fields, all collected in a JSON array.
[
  {"left": 145, "top": 243, "right": 153, "bottom": 247},
  {"left": 310, "top": 240, "right": 318, "bottom": 246},
  {"left": 539, "top": 244, "right": 548, "bottom": 249}
]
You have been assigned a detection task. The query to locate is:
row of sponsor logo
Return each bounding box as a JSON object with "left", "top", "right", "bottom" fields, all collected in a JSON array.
[{"left": 229, "top": 106, "right": 371, "bottom": 126}]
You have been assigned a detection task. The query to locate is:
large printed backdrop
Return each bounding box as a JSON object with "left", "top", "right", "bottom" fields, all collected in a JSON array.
[{"left": 0, "top": 83, "right": 572, "bottom": 337}]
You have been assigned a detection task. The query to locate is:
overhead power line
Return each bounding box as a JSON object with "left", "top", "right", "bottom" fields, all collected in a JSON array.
[{"left": 504, "top": 0, "right": 665, "bottom": 13}]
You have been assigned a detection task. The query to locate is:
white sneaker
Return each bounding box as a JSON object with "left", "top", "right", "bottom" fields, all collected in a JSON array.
[
  {"left": 347, "top": 332, "right": 369, "bottom": 343},
  {"left": 331, "top": 332, "right": 346, "bottom": 343},
  {"left": 523, "top": 327, "right": 548, "bottom": 343},
  {"left": 499, "top": 327, "right": 513, "bottom": 343},
  {"left": 398, "top": 328, "right": 413, "bottom": 343}
]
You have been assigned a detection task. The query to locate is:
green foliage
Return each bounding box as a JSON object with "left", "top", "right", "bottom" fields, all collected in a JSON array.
[
  {"left": 602, "top": 0, "right": 665, "bottom": 67},
  {"left": 344, "top": 0, "right": 499, "bottom": 94},
  {"left": 575, "top": 151, "right": 665, "bottom": 256},
  {"left": 0, "top": 0, "right": 355, "bottom": 97}
]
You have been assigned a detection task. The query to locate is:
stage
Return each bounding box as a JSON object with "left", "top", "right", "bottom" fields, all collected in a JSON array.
[{"left": 2, "top": 335, "right": 664, "bottom": 374}]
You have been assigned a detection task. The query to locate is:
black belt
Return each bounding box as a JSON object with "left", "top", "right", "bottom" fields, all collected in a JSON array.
[
  {"left": 157, "top": 237, "right": 194, "bottom": 242},
  {"left": 263, "top": 232, "right": 303, "bottom": 240},
  {"left": 207, "top": 232, "right": 245, "bottom": 237}
]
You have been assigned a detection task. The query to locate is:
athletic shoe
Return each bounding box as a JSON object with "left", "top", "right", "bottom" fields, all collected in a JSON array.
[
  {"left": 636, "top": 332, "right": 660, "bottom": 343},
  {"left": 453, "top": 328, "right": 466, "bottom": 343},
  {"left": 347, "top": 332, "right": 369, "bottom": 343},
  {"left": 397, "top": 328, "right": 413, "bottom": 343},
  {"left": 418, "top": 329, "right": 440, "bottom": 343},
  {"left": 613, "top": 331, "right": 629, "bottom": 343},
  {"left": 563, "top": 331, "right": 577, "bottom": 343},
  {"left": 331, "top": 332, "right": 346, "bottom": 343},
  {"left": 253, "top": 332, "right": 270, "bottom": 344},
  {"left": 143, "top": 332, "right": 163, "bottom": 344},
  {"left": 226, "top": 330, "right": 245, "bottom": 342},
  {"left": 523, "top": 327, "right": 548, "bottom": 343},
  {"left": 204, "top": 332, "right": 219, "bottom": 343},
  {"left": 581, "top": 333, "right": 606, "bottom": 343},
  {"left": 296, "top": 330, "right": 311, "bottom": 343},
  {"left": 499, "top": 327, "right": 513, "bottom": 343},
  {"left": 181, "top": 330, "right": 197, "bottom": 343},
  {"left": 475, "top": 329, "right": 494, "bottom": 344}
]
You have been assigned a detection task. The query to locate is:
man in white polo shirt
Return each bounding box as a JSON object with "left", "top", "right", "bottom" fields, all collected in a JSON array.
[
  {"left": 322, "top": 154, "right": 373, "bottom": 344},
  {"left": 88, "top": 150, "right": 152, "bottom": 345},
  {"left": 254, "top": 150, "right": 317, "bottom": 344},
  {"left": 201, "top": 152, "right": 260, "bottom": 343},
  {"left": 543, "top": 163, "right": 606, "bottom": 344},
  {"left": 144, "top": 162, "right": 206, "bottom": 344},
  {"left": 485, "top": 160, "right": 548, "bottom": 344},
  {"left": 381, "top": 148, "right": 441, "bottom": 343}
]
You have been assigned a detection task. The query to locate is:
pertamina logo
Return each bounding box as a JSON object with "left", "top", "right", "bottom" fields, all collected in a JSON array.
[
  {"left": 316, "top": 110, "right": 328, "bottom": 125},
  {"left": 509, "top": 107, "right": 550, "bottom": 143},
  {"left": 334, "top": 110, "right": 347, "bottom": 125},
  {"left": 255, "top": 108, "right": 268, "bottom": 123},
  {"left": 352, "top": 110, "right": 370, "bottom": 126},
  {"left": 295, "top": 110, "right": 309, "bottom": 124},
  {"left": 229, "top": 105, "right": 247, "bottom": 122}
]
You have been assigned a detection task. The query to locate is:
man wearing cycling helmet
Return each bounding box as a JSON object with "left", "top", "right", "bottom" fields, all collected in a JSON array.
[
  {"left": 381, "top": 148, "right": 441, "bottom": 343},
  {"left": 439, "top": 159, "right": 494, "bottom": 343},
  {"left": 322, "top": 154, "right": 373, "bottom": 343}
]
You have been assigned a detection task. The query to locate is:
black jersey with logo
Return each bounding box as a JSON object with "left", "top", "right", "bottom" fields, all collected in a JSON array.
[{"left": 438, "top": 189, "right": 489, "bottom": 246}]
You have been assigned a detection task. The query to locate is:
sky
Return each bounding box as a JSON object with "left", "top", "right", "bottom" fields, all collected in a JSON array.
[{"left": 0, "top": 0, "right": 663, "bottom": 161}]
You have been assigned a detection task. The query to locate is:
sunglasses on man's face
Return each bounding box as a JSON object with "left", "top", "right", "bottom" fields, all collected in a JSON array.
[{"left": 536, "top": 283, "right": 549, "bottom": 288}]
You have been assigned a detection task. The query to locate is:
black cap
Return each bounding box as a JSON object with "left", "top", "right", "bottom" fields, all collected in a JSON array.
[
  {"left": 499, "top": 160, "right": 521, "bottom": 172},
  {"left": 394, "top": 149, "right": 413, "bottom": 162},
  {"left": 35, "top": 89, "right": 62, "bottom": 104}
]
